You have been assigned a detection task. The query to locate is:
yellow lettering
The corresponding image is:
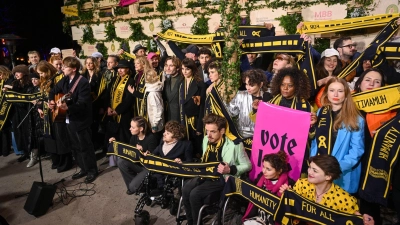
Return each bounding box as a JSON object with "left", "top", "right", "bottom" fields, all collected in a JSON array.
[
  {"left": 318, "top": 118, "right": 327, "bottom": 127},
  {"left": 318, "top": 136, "right": 327, "bottom": 149}
]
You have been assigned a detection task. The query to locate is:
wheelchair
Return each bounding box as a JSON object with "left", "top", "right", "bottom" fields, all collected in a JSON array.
[
  {"left": 134, "top": 171, "right": 181, "bottom": 225},
  {"left": 175, "top": 186, "right": 222, "bottom": 225}
]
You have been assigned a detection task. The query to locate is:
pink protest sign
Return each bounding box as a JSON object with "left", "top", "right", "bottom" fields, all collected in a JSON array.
[
  {"left": 249, "top": 102, "right": 310, "bottom": 181},
  {"left": 120, "top": 0, "right": 138, "bottom": 7}
]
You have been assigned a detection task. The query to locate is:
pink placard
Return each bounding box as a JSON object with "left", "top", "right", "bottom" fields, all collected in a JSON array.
[
  {"left": 119, "top": 0, "right": 138, "bottom": 6},
  {"left": 249, "top": 102, "right": 310, "bottom": 181}
]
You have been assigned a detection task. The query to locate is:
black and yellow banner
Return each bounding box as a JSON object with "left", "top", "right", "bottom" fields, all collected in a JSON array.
[
  {"left": 240, "top": 35, "right": 304, "bottom": 54},
  {"left": 4, "top": 91, "right": 43, "bottom": 103},
  {"left": 379, "top": 42, "right": 400, "bottom": 60},
  {"left": 359, "top": 113, "right": 400, "bottom": 206},
  {"left": 352, "top": 83, "right": 400, "bottom": 114},
  {"left": 0, "top": 93, "right": 12, "bottom": 131},
  {"left": 338, "top": 17, "right": 399, "bottom": 79},
  {"left": 297, "top": 13, "right": 400, "bottom": 34},
  {"left": 107, "top": 141, "right": 220, "bottom": 178},
  {"left": 274, "top": 189, "right": 363, "bottom": 225}
]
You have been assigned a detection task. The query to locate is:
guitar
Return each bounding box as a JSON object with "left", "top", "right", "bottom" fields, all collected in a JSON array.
[{"left": 52, "top": 93, "right": 71, "bottom": 122}]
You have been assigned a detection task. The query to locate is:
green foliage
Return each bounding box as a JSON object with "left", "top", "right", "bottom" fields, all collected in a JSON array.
[
  {"left": 99, "top": 11, "right": 113, "bottom": 18},
  {"left": 114, "top": 6, "right": 130, "bottom": 16},
  {"left": 96, "top": 43, "right": 108, "bottom": 58},
  {"left": 129, "top": 22, "right": 150, "bottom": 41},
  {"left": 139, "top": 7, "right": 153, "bottom": 13},
  {"left": 186, "top": 0, "right": 210, "bottom": 8},
  {"left": 191, "top": 16, "right": 210, "bottom": 35},
  {"left": 105, "top": 21, "right": 119, "bottom": 42},
  {"left": 156, "top": 0, "right": 176, "bottom": 13},
  {"left": 146, "top": 39, "right": 158, "bottom": 52},
  {"left": 79, "top": 10, "right": 94, "bottom": 22},
  {"left": 276, "top": 13, "right": 303, "bottom": 34},
  {"left": 82, "top": 25, "right": 96, "bottom": 44},
  {"left": 313, "top": 38, "right": 330, "bottom": 54},
  {"left": 159, "top": 18, "right": 174, "bottom": 33},
  {"left": 264, "top": 0, "right": 348, "bottom": 10}
]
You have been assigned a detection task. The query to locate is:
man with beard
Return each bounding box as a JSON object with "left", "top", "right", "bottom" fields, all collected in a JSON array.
[
  {"left": 333, "top": 36, "right": 361, "bottom": 82},
  {"left": 163, "top": 56, "right": 183, "bottom": 123}
]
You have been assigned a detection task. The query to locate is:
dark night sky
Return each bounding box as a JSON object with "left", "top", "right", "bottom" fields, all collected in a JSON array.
[{"left": 1, "top": 0, "right": 73, "bottom": 61}]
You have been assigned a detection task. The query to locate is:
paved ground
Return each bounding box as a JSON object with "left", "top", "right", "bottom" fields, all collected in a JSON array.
[{"left": 0, "top": 153, "right": 181, "bottom": 225}]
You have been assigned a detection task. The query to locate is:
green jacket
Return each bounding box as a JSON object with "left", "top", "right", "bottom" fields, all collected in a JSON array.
[{"left": 202, "top": 136, "right": 252, "bottom": 178}]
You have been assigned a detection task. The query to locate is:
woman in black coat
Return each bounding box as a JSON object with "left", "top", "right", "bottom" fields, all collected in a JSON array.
[
  {"left": 0, "top": 65, "right": 14, "bottom": 157},
  {"left": 130, "top": 120, "right": 193, "bottom": 195}
]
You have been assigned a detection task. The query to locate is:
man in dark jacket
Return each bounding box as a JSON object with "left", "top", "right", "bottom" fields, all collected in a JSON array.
[{"left": 49, "top": 57, "right": 98, "bottom": 183}]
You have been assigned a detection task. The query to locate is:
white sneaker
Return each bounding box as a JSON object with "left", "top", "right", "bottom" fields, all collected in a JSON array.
[{"left": 27, "top": 151, "right": 38, "bottom": 168}]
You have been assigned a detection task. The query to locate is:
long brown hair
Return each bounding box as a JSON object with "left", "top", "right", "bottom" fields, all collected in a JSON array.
[
  {"left": 182, "top": 58, "right": 201, "bottom": 82},
  {"left": 82, "top": 56, "right": 100, "bottom": 76},
  {"left": 320, "top": 77, "right": 362, "bottom": 131},
  {"left": 37, "top": 60, "right": 58, "bottom": 93},
  {"left": 315, "top": 55, "right": 342, "bottom": 80},
  {"left": 135, "top": 56, "right": 153, "bottom": 73},
  {"left": 0, "top": 65, "right": 12, "bottom": 80}
]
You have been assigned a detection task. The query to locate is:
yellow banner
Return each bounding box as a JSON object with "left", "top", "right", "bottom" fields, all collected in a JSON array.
[
  {"left": 297, "top": 13, "right": 400, "bottom": 34},
  {"left": 157, "top": 29, "right": 215, "bottom": 44},
  {"left": 62, "top": 6, "right": 78, "bottom": 17}
]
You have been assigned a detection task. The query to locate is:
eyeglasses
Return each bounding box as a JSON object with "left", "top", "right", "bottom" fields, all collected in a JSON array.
[{"left": 339, "top": 44, "right": 357, "bottom": 49}]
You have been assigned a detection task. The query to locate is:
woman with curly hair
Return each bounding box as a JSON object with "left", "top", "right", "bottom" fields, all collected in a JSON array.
[
  {"left": 228, "top": 69, "right": 272, "bottom": 140},
  {"left": 309, "top": 77, "right": 364, "bottom": 194},
  {"left": 0, "top": 65, "right": 14, "bottom": 157},
  {"left": 269, "top": 67, "right": 312, "bottom": 112},
  {"left": 129, "top": 120, "right": 193, "bottom": 195},
  {"left": 243, "top": 151, "right": 294, "bottom": 225}
]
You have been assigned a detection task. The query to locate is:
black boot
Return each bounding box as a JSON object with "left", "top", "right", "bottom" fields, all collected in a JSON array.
[{"left": 17, "top": 154, "right": 29, "bottom": 163}]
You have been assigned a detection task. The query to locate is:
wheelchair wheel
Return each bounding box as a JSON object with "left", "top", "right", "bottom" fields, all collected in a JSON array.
[
  {"left": 145, "top": 197, "right": 152, "bottom": 206},
  {"left": 169, "top": 198, "right": 178, "bottom": 216},
  {"left": 134, "top": 210, "right": 150, "bottom": 225}
]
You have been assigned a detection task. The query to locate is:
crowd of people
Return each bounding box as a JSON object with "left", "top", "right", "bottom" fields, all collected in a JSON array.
[{"left": 0, "top": 19, "right": 400, "bottom": 225}]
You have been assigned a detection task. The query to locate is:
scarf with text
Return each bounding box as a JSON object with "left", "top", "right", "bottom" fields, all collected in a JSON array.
[
  {"left": 359, "top": 113, "right": 400, "bottom": 206},
  {"left": 315, "top": 106, "right": 333, "bottom": 155},
  {"left": 352, "top": 83, "right": 400, "bottom": 114},
  {"left": 274, "top": 189, "right": 363, "bottom": 225},
  {"left": 107, "top": 141, "right": 220, "bottom": 178},
  {"left": 202, "top": 137, "right": 225, "bottom": 163},
  {"left": 111, "top": 75, "right": 129, "bottom": 123},
  {"left": 297, "top": 13, "right": 399, "bottom": 34},
  {"left": 134, "top": 72, "right": 146, "bottom": 117},
  {"left": 0, "top": 80, "right": 12, "bottom": 131},
  {"left": 4, "top": 91, "right": 43, "bottom": 103},
  {"left": 338, "top": 17, "right": 399, "bottom": 79},
  {"left": 179, "top": 77, "right": 197, "bottom": 137}
]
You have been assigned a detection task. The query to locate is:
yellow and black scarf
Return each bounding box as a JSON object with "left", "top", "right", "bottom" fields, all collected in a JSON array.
[
  {"left": 179, "top": 77, "right": 197, "bottom": 137},
  {"left": 352, "top": 83, "right": 400, "bottom": 114},
  {"left": 134, "top": 72, "right": 146, "bottom": 117},
  {"left": 269, "top": 95, "right": 311, "bottom": 112},
  {"left": 0, "top": 80, "right": 12, "bottom": 131},
  {"left": 107, "top": 141, "right": 220, "bottom": 178},
  {"left": 110, "top": 75, "right": 129, "bottom": 123},
  {"left": 359, "top": 113, "right": 400, "bottom": 206},
  {"left": 314, "top": 106, "right": 333, "bottom": 155},
  {"left": 202, "top": 137, "right": 225, "bottom": 163}
]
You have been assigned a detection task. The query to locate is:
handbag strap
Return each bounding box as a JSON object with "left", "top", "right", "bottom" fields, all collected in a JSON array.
[{"left": 69, "top": 75, "right": 83, "bottom": 94}]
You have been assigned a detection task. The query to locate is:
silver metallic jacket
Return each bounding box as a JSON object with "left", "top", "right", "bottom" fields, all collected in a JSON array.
[{"left": 226, "top": 90, "right": 263, "bottom": 138}]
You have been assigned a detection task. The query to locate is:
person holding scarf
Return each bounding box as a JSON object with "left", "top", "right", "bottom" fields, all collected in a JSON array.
[
  {"left": 10, "top": 65, "right": 32, "bottom": 162},
  {"left": 179, "top": 58, "right": 206, "bottom": 158},
  {"left": 309, "top": 77, "right": 364, "bottom": 194},
  {"left": 353, "top": 68, "right": 399, "bottom": 225},
  {"left": 243, "top": 151, "right": 294, "bottom": 225},
  {"left": 0, "top": 65, "right": 14, "bottom": 157},
  {"left": 129, "top": 56, "right": 152, "bottom": 117},
  {"left": 107, "top": 59, "right": 136, "bottom": 145},
  {"left": 265, "top": 53, "right": 297, "bottom": 86},
  {"left": 37, "top": 60, "right": 73, "bottom": 173},
  {"left": 110, "top": 116, "right": 158, "bottom": 195},
  {"left": 280, "top": 155, "right": 374, "bottom": 225},
  {"left": 227, "top": 69, "right": 272, "bottom": 144}
]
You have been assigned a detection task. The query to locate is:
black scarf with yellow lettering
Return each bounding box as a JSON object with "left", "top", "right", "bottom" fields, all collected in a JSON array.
[
  {"left": 0, "top": 80, "right": 12, "bottom": 131},
  {"left": 315, "top": 106, "right": 333, "bottom": 155},
  {"left": 359, "top": 113, "right": 400, "bottom": 206}
]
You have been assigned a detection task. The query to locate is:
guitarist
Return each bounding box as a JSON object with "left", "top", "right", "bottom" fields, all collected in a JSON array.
[{"left": 49, "top": 57, "right": 98, "bottom": 183}]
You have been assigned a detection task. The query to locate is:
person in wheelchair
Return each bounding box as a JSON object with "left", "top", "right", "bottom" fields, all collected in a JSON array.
[
  {"left": 242, "top": 151, "right": 294, "bottom": 225},
  {"left": 109, "top": 116, "right": 158, "bottom": 195},
  {"left": 131, "top": 120, "right": 193, "bottom": 196},
  {"left": 182, "top": 113, "right": 252, "bottom": 225}
]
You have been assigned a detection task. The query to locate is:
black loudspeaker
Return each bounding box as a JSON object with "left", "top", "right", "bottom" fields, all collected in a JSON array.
[{"left": 24, "top": 182, "right": 56, "bottom": 217}]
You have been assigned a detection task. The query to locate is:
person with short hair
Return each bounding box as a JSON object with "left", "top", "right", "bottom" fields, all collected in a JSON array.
[
  {"left": 28, "top": 51, "right": 40, "bottom": 72},
  {"left": 49, "top": 56, "right": 98, "bottom": 183},
  {"left": 280, "top": 155, "right": 374, "bottom": 225},
  {"left": 182, "top": 113, "right": 251, "bottom": 225},
  {"left": 129, "top": 120, "right": 193, "bottom": 195},
  {"left": 197, "top": 48, "right": 212, "bottom": 86}
]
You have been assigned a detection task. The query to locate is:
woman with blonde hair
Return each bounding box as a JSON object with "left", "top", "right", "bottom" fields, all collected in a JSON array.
[
  {"left": 129, "top": 56, "right": 153, "bottom": 117},
  {"left": 309, "top": 77, "right": 364, "bottom": 194}
]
